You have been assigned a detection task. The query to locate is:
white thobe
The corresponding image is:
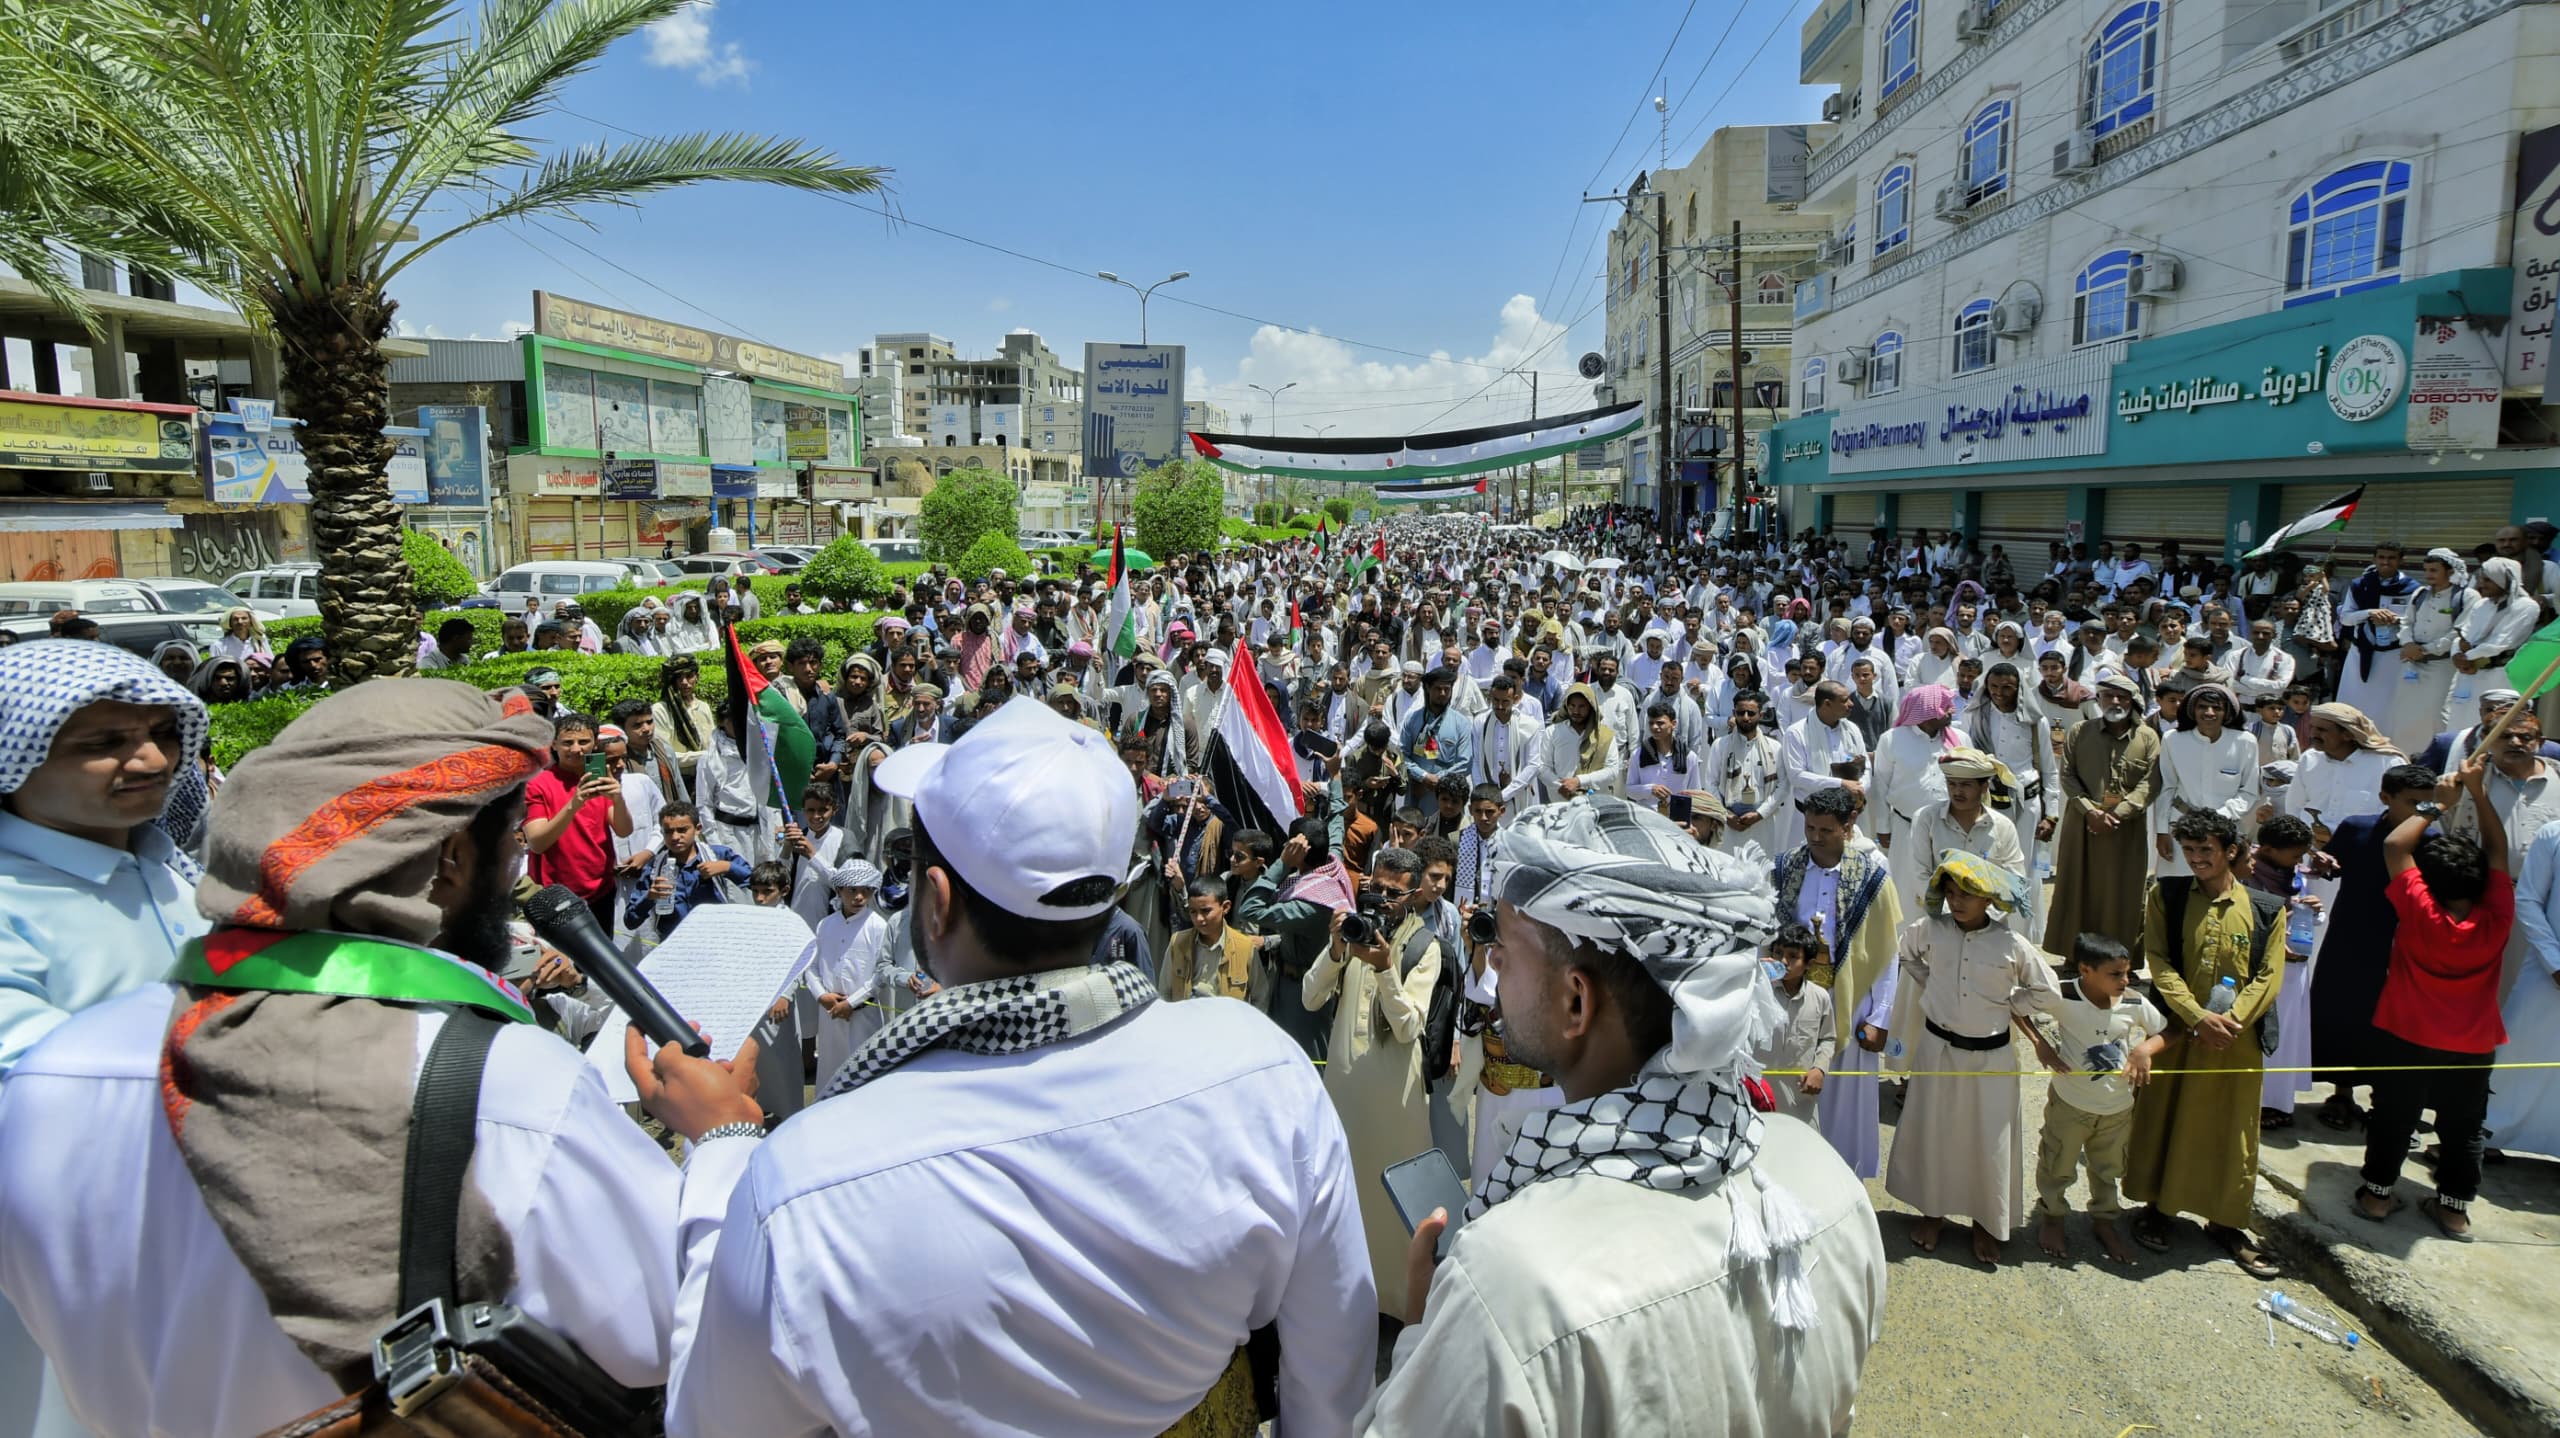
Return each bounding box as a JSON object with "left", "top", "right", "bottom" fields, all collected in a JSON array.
[
  {"left": 2381, "top": 583, "right": 2470, "bottom": 756},
  {"left": 2284, "top": 747, "right": 2396, "bottom": 833},
  {"left": 1703, "top": 730, "right": 1787, "bottom": 859},
  {"left": 1893, "top": 803, "right": 2025, "bottom": 927},
  {"left": 2229, "top": 644, "right": 2296, "bottom": 704},
  {"left": 1470, "top": 710, "right": 1546, "bottom": 815},
  {"left": 1869, "top": 725, "right": 1966, "bottom": 853},
  {"left": 801, "top": 904, "right": 889, "bottom": 1085},
  {"left": 1542, "top": 723, "right": 1623, "bottom": 801},
  {"left": 2153, "top": 728, "right": 2260, "bottom": 878},
  {"left": 2449, "top": 761, "right": 2560, "bottom": 995},
  {"left": 1356, "top": 1119, "right": 1883, "bottom": 1438},
  {"left": 1778, "top": 717, "right": 1869, "bottom": 855},
  {"left": 1884, "top": 915, "right": 2060, "bottom": 1239},
  {"left": 2486, "top": 821, "right": 2560, "bottom": 1159},
  {"left": 0, "top": 986, "right": 684, "bottom": 1438}
]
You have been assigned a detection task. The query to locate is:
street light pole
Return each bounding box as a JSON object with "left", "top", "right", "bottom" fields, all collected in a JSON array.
[
  {"left": 1248, "top": 381, "right": 1295, "bottom": 510},
  {"left": 1097, "top": 270, "right": 1190, "bottom": 344}
]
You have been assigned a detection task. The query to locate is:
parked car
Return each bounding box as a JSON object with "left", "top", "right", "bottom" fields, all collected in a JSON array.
[
  {"left": 483, "top": 560, "right": 637, "bottom": 605},
  {"left": 1017, "top": 529, "right": 1083, "bottom": 551},
  {"left": 750, "top": 546, "right": 813, "bottom": 572},
  {"left": 223, "top": 565, "right": 324, "bottom": 619},
  {"left": 131, "top": 577, "right": 247, "bottom": 615},
  {"left": 0, "top": 580, "right": 166, "bottom": 618},
  {"left": 0, "top": 611, "right": 228, "bottom": 657},
  {"left": 863, "top": 538, "right": 925, "bottom": 565},
  {"left": 621, "top": 558, "right": 687, "bottom": 588},
  {"left": 670, "top": 552, "right": 771, "bottom": 580}
]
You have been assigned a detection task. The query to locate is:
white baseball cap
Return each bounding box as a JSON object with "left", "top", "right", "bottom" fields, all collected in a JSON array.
[{"left": 874, "top": 698, "right": 1136, "bottom": 920}]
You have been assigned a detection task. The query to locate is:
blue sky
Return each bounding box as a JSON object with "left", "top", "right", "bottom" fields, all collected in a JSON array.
[{"left": 390, "top": 0, "right": 1825, "bottom": 436}]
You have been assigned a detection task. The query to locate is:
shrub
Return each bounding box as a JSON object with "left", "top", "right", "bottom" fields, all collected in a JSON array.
[
  {"left": 268, "top": 606, "right": 505, "bottom": 656},
  {"left": 1252, "top": 501, "right": 1279, "bottom": 526},
  {"left": 1322, "top": 496, "right": 1352, "bottom": 525},
  {"left": 955, "top": 532, "right": 1034, "bottom": 580},
  {"left": 1131, "top": 457, "right": 1224, "bottom": 558},
  {"left": 402, "top": 529, "right": 478, "bottom": 607},
  {"left": 795, "top": 535, "right": 891, "bottom": 607},
  {"left": 917, "top": 468, "right": 1018, "bottom": 564},
  {"left": 1286, "top": 511, "right": 1321, "bottom": 531}
]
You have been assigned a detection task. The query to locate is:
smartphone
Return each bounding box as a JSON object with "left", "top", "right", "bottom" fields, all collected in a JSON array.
[
  {"left": 584, "top": 752, "right": 610, "bottom": 780},
  {"left": 1667, "top": 793, "right": 1694, "bottom": 824},
  {"left": 1380, "top": 1150, "right": 1472, "bottom": 1261}
]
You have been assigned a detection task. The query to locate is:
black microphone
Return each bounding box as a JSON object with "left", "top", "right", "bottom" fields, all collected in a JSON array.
[{"left": 522, "top": 883, "right": 708, "bottom": 1058}]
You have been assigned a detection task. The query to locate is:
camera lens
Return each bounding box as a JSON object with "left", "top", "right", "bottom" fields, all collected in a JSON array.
[{"left": 1467, "top": 909, "right": 1500, "bottom": 946}]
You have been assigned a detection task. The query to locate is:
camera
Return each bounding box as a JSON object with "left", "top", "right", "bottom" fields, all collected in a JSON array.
[
  {"left": 1341, "top": 891, "right": 1390, "bottom": 946},
  {"left": 1466, "top": 907, "right": 1501, "bottom": 947}
]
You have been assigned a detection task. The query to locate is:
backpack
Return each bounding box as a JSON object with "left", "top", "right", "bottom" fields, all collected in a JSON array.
[
  {"left": 2154, "top": 876, "right": 2283, "bottom": 1057},
  {"left": 1410, "top": 922, "right": 1464, "bottom": 1085}
]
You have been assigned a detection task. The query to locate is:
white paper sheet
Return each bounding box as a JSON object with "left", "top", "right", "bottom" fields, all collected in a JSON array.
[{"left": 585, "top": 902, "right": 816, "bottom": 1104}]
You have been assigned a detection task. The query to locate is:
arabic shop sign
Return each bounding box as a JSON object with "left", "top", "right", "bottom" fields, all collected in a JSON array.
[
  {"left": 1822, "top": 349, "right": 2116, "bottom": 476},
  {"left": 2110, "top": 343, "right": 2363, "bottom": 424},
  {"left": 2107, "top": 286, "right": 2426, "bottom": 464},
  {"left": 2507, "top": 124, "right": 2560, "bottom": 400}
]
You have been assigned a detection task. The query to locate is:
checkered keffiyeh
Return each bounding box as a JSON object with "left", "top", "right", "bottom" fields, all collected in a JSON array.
[
  {"left": 1484, "top": 793, "right": 1825, "bottom": 1330},
  {"left": 819, "top": 959, "right": 1157, "bottom": 1098},
  {"left": 0, "top": 639, "right": 208, "bottom": 796}
]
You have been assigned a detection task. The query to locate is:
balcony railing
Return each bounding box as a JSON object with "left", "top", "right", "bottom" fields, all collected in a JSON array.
[{"left": 2280, "top": 0, "right": 2419, "bottom": 62}]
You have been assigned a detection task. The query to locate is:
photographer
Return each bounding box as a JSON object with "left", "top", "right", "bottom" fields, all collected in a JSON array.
[
  {"left": 1236, "top": 816, "right": 1349, "bottom": 1060},
  {"left": 1305, "top": 847, "right": 1444, "bottom": 1326},
  {"left": 631, "top": 699, "right": 1375, "bottom": 1435}
]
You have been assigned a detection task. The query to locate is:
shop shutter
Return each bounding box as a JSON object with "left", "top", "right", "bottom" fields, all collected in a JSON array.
[
  {"left": 525, "top": 497, "right": 578, "bottom": 559},
  {"left": 1979, "top": 488, "right": 2067, "bottom": 547},
  {"left": 2102, "top": 485, "right": 2227, "bottom": 555},
  {"left": 2277, "top": 478, "right": 2511, "bottom": 557},
  {"left": 1827, "top": 492, "right": 1878, "bottom": 536},
  {"left": 1898, "top": 492, "right": 1953, "bottom": 531}
]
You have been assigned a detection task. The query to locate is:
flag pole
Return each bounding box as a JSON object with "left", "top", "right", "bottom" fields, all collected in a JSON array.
[{"left": 2476, "top": 647, "right": 2560, "bottom": 752}]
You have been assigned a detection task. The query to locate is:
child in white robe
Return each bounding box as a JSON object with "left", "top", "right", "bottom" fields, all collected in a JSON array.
[{"left": 803, "top": 864, "right": 890, "bottom": 1088}]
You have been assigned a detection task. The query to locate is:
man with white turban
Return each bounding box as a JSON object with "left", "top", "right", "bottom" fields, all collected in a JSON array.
[
  {"left": 1358, "top": 794, "right": 1885, "bottom": 1436},
  {"left": 2376, "top": 548, "right": 2475, "bottom": 756}
]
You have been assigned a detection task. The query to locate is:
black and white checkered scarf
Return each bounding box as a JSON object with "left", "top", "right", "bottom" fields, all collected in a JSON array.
[
  {"left": 819, "top": 959, "right": 1158, "bottom": 1098},
  {"left": 1481, "top": 794, "right": 1825, "bottom": 1331}
]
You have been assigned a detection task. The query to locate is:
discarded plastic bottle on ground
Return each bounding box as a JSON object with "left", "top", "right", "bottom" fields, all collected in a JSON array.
[
  {"left": 2204, "top": 975, "right": 2240, "bottom": 1015},
  {"left": 2286, "top": 899, "right": 2317, "bottom": 956},
  {"left": 2261, "top": 1290, "right": 2360, "bottom": 1349}
]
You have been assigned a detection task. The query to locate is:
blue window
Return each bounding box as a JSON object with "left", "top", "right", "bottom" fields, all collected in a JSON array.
[
  {"left": 1882, "top": 0, "right": 1921, "bottom": 99},
  {"left": 1802, "top": 358, "right": 1828, "bottom": 411},
  {"left": 1952, "top": 299, "right": 1996, "bottom": 374},
  {"left": 1871, "top": 331, "right": 1905, "bottom": 394},
  {"left": 2073, "top": 249, "right": 2142, "bottom": 344},
  {"left": 1962, "top": 100, "right": 2012, "bottom": 200},
  {"left": 2084, "top": 3, "right": 2160, "bottom": 137},
  {"left": 1873, "top": 166, "right": 1913, "bottom": 256},
  {"left": 2285, "top": 160, "right": 2411, "bottom": 307}
]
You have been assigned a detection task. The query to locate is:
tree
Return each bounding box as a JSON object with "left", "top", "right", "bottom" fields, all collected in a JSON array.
[
  {"left": 401, "top": 529, "right": 475, "bottom": 607},
  {"left": 1131, "top": 458, "right": 1223, "bottom": 559},
  {"left": 955, "top": 532, "right": 1033, "bottom": 580},
  {"left": 0, "top": 1, "right": 880, "bottom": 681},
  {"left": 917, "top": 467, "right": 1018, "bottom": 564},
  {"left": 1322, "top": 496, "right": 1352, "bottom": 525},
  {"left": 796, "top": 533, "right": 889, "bottom": 607}
]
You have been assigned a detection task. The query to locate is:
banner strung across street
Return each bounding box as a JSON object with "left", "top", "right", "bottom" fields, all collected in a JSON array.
[{"left": 1186, "top": 400, "right": 1642, "bottom": 484}]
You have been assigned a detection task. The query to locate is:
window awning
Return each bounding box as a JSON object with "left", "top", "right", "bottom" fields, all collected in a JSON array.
[{"left": 0, "top": 501, "right": 185, "bottom": 533}]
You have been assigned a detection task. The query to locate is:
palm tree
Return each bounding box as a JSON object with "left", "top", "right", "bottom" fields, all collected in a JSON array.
[{"left": 0, "top": 0, "right": 881, "bottom": 680}]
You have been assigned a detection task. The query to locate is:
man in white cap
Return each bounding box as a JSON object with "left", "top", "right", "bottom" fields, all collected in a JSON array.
[
  {"left": 632, "top": 698, "right": 1376, "bottom": 1436},
  {"left": 1358, "top": 795, "right": 1884, "bottom": 1434}
]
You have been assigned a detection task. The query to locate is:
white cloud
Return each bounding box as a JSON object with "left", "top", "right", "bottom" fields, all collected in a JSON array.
[
  {"left": 986, "top": 296, "right": 1013, "bottom": 314},
  {"left": 1191, "top": 294, "right": 1586, "bottom": 439},
  {"left": 644, "top": 1, "right": 752, "bottom": 85},
  {"left": 819, "top": 350, "right": 864, "bottom": 382}
]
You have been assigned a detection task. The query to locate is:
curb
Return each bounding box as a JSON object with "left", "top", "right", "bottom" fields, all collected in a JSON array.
[{"left": 2252, "top": 1167, "right": 2560, "bottom": 1438}]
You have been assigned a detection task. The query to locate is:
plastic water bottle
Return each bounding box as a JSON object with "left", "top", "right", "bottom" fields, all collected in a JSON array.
[
  {"left": 2286, "top": 899, "right": 2318, "bottom": 956},
  {"left": 2035, "top": 848, "right": 2055, "bottom": 882},
  {"left": 2204, "top": 975, "right": 2240, "bottom": 1015},
  {"left": 2262, "top": 1291, "right": 2360, "bottom": 1349},
  {"left": 653, "top": 868, "right": 675, "bottom": 919}
]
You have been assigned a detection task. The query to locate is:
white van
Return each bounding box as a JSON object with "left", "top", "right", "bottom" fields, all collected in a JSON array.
[
  {"left": 485, "top": 560, "right": 635, "bottom": 601},
  {"left": 224, "top": 565, "right": 324, "bottom": 619},
  {"left": 0, "top": 580, "right": 165, "bottom": 618},
  {"left": 863, "top": 537, "right": 926, "bottom": 565}
]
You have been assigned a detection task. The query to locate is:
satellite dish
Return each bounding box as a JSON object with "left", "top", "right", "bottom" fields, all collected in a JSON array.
[{"left": 1578, "top": 352, "right": 1607, "bottom": 380}]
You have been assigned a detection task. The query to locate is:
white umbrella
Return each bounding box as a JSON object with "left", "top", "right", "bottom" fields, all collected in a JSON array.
[
  {"left": 1538, "top": 548, "right": 1585, "bottom": 571},
  {"left": 1587, "top": 557, "right": 1626, "bottom": 571}
]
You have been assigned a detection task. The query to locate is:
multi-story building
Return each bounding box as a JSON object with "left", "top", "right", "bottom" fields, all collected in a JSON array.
[
  {"left": 1772, "top": 0, "right": 2559, "bottom": 558},
  {"left": 1601, "top": 123, "right": 1836, "bottom": 524},
  {"left": 925, "top": 329, "right": 1083, "bottom": 451},
  {"left": 871, "top": 331, "right": 955, "bottom": 445}
]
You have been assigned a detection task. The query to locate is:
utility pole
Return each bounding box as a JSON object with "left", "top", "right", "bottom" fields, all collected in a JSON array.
[
  {"left": 1654, "top": 186, "right": 1674, "bottom": 541},
  {"left": 1729, "top": 218, "right": 1747, "bottom": 538}
]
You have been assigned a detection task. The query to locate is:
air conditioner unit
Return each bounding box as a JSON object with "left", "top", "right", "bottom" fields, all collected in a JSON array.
[
  {"left": 1836, "top": 350, "right": 1870, "bottom": 385},
  {"left": 1991, "top": 297, "right": 2041, "bottom": 336},
  {"left": 2128, "top": 254, "right": 2183, "bottom": 295},
  {"left": 2051, "top": 132, "right": 2096, "bottom": 176},
  {"left": 1819, "top": 235, "right": 1854, "bottom": 268},
  {"left": 1820, "top": 93, "right": 1847, "bottom": 122},
  {"left": 1934, "top": 186, "right": 1973, "bottom": 223}
]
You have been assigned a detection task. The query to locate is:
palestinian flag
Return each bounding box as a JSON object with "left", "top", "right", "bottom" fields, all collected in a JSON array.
[
  {"left": 1187, "top": 399, "right": 1643, "bottom": 483},
  {"left": 1314, "top": 517, "right": 1331, "bottom": 565},
  {"left": 1374, "top": 477, "right": 1488, "bottom": 505},
  {"left": 724, "top": 623, "right": 815, "bottom": 820},
  {"left": 1288, "top": 598, "right": 1303, "bottom": 646},
  {"left": 1102, "top": 526, "right": 1140, "bottom": 659},
  {"left": 1344, "top": 534, "right": 1384, "bottom": 579},
  {"left": 1201, "top": 637, "right": 1304, "bottom": 834},
  {"left": 2244, "top": 485, "right": 2364, "bottom": 559}
]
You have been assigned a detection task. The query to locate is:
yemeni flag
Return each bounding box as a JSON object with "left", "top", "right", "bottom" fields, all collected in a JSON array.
[
  {"left": 2244, "top": 485, "right": 2364, "bottom": 559},
  {"left": 1344, "top": 534, "right": 1384, "bottom": 579},
  {"left": 1201, "top": 637, "right": 1305, "bottom": 834},
  {"left": 724, "top": 623, "right": 816, "bottom": 821},
  {"left": 1101, "top": 526, "right": 1140, "bottom": 660}
]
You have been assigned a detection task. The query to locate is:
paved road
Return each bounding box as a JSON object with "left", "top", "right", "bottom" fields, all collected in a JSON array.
[{"left": 1850, "top": 1075, "right": 2484, "bottom": 1437}]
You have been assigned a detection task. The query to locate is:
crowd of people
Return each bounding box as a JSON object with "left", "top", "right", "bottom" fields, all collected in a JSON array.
[{"left": 0, "top": 498, "right": 2553, "bottom": 1437}]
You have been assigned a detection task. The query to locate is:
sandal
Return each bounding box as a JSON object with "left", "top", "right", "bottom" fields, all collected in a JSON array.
[
  {"left": 2212, "top": 1224, "right": 2282, "bottom": 1278},
  {"left": 2316, "top": 1098, "right": 2364, "bottom": 1132},
  {"left": 2130, "top": 1209, "right": 2174, "bottom": 1253},
  {"left": 2354, "top": 1189, "right": 2402, "bottom": 1222},
  {"left": 2261, "top": 1108, "right": 2295, "bottom": 1130},
  {"left": 2419, "top": 1196, "right": 2475, "bottom": 1243}
]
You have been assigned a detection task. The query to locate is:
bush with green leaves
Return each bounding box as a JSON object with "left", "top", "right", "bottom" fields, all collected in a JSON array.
[
  {"left": 402, "top": 529, "right": 478, "bottom": 607},
  {"left": 917, "top": 467, "right": 1018, "bottom": 564},
  {"left": 1322, "top": 497, "right": 1352, "bottom": 525},
  {"left": 955, "top": 532, "right": 1034, "bottom": 580},
  {"left": 795, "top": 535, "right": 891, "bottom": 607},
  {"left": 1131, "top": 457, "right": 1224, "bottom": 558},
  {"left": 267, "top": 606, "right": 507, "bottom": 654}
]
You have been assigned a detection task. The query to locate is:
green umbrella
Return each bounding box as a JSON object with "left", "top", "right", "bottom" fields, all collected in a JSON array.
[
  {"left": 1092, "top": 546, "right": 1155, "bottom": 570},
  {"left": 2505, "top": 615, "right": 2560, "bottom": 700}
]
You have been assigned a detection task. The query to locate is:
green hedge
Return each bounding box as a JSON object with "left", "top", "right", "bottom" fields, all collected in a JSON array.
[{"left": 207, "top": 613, "right": 877, "bottom": 767}]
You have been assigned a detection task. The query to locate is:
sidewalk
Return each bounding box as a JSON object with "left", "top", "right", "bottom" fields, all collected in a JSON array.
[{"left": 2251, "top": 1099, "right": 2560, "bottom": 1438}]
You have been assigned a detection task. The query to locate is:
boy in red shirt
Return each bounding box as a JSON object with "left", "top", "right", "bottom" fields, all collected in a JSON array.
[
  {"left": 2356, "top": 749, "right": 2509, "bottom": 1240},
  {"left": 523, "top": 711, "right": 633, "bottom": 926}
]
